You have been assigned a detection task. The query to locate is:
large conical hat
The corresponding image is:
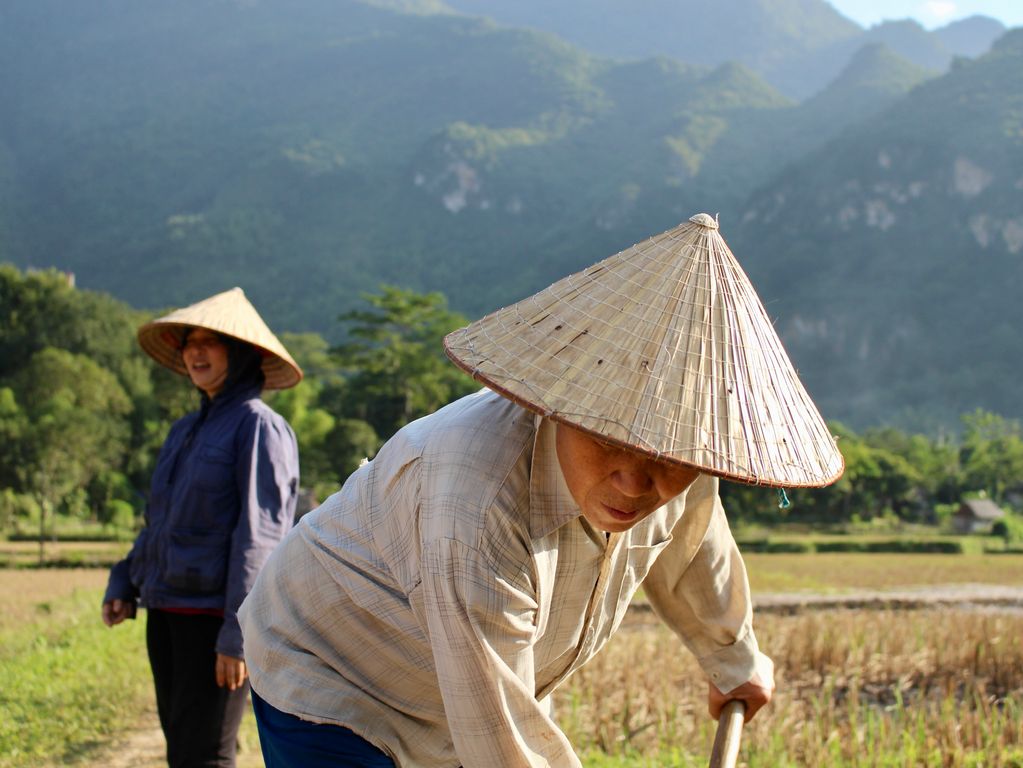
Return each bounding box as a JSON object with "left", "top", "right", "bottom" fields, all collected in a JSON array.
[
  {"left": 138, "top": 287, "right": 302, "bottom": 390},
  {"left": 444, "top": 213, "right": 843, "bottom": 488}
]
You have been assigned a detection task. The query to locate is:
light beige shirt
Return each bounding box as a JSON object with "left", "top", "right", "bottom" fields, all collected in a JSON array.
[{"left": 239, "top": 389, "right": 758, "bottom": 768}]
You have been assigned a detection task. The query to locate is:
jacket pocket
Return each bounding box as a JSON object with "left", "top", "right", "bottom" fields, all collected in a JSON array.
[
  {"left": 162, "top": 527, "right": 230, "bottom": 594},
  {"left": 193, "top": 444, "right": 235, "bottom": 492}
]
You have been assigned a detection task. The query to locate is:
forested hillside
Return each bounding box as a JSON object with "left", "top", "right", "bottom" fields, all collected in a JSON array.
[
  {"left": 0, "top": 0, "right": 790, "bottom": 327},
  {"left": 734, "top": 30, "right": 1023, "bottom": 432},
  {"left": 4, "top": 266, "right": 1023, "bottom": 537},
  {"left": 0, "top": 1, "right": 1019, "bottom": 431}
]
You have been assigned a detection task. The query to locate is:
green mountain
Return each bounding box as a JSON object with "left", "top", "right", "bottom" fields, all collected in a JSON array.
[
  {"left": 733, "top": 30, "right": 1023, "bottom": 432},
  {"left": 436, "top": 1, "right": 1004, "bottom": 99},
  {"left": 809, "top": 42, "right": 935, "bottom": 107},
  {"left": 1, "top": 2, "right": 1020, "bottom": 432},
  {"left": 441, "top": 0, "right": 861, "bottom": 98},
  {"left": 0, "top": 0, "right": 792, "bottom": 328},
  {"left": 934, "top": 15, "right": 1010, "bottom": 58},
  {"left": 860, "top": 19, "right": 951, "bottom": 71},
  {"left": 696, "top": 42, "right": 933, "bottom": 211},
  {"left": 443, "top": 0, "right": 863, "bottom": 64}
]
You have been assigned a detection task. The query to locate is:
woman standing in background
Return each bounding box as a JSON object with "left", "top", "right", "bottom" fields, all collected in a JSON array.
[{"left": 102, "top": 287, "right": 302, "bottom": 768}]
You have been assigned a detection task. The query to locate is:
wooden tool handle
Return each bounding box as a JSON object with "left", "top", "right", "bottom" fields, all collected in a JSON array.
[{"left": 709, "top": 699, "right": 746, "bottom": 768}]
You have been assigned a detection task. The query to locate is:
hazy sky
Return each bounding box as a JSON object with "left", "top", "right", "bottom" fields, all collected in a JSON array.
[{"left": 828, "top": 0, "right": 1023, "bottom": 29}]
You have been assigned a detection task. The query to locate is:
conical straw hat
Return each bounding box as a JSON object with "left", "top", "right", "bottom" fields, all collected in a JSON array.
[
  {"left": 137, "top": 287, "right": 302, "bottom": 390},
  {"left": 444, "top": 213, "right": 843, "bottom": 488}
]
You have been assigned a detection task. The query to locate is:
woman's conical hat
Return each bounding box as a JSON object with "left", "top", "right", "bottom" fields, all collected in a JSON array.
[
  {"left": 444, "top": 213, "right": 843, "bottom": 488},
  {"left": 137, "top": 287, "right": 302, "bottom": 390}
]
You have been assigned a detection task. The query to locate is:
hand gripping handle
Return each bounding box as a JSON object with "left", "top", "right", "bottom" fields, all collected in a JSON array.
[{"left": 709, "top": 699, "right": 746, "bottom": 768}]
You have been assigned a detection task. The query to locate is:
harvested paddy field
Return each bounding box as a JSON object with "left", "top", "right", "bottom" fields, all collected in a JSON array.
[{"left": 560, "top": 607, "right": 1023, "bottom": 765}]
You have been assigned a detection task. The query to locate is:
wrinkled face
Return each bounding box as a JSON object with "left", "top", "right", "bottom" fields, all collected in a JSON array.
[
  {"left": 181, "top": 328, "right": 229, "bottom": 397},
  {"left": 555, "top": 423, "right": 701, "bottom": 533}
]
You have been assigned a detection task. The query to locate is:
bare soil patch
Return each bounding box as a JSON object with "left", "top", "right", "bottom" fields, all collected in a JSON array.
[{"left": 83, "top": 704, "right": 165, "bottom": 768}]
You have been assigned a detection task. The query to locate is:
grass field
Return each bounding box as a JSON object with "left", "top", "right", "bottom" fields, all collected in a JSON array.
[
  {"left": 1, "top": 555, "right": 1021, "bottom": 767},
  {"left": 744, "top": 552, "right": 1023, "bottom": 594},
  {"left": 0, "top": 541, "right": 131, "bottom": 568},
  {"left": 0, "top": 569, "right": 261, "bottom": 768},
  {"left": 0, "top": 570, "right": 151, "bottom": 768}
]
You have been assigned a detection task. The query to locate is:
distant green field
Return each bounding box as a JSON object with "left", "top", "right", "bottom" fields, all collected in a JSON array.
[
  {"left": 0, "top": 540, "right": 131, "bottom": 569},
  {"left": 745, "top": 551, "right": 1023, "bottom": 593}
]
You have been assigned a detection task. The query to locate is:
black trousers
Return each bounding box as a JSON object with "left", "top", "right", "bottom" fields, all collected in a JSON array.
[{"left": 146, "top": 609, "right": 249, "bottom": 768}]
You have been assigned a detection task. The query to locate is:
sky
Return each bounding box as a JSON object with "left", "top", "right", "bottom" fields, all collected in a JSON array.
[{"left": 828, "top": 0, "right": 1023, "bottom": 29}]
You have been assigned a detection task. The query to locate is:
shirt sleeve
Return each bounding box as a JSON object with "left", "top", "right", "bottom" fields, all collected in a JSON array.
[
  {"left": 217, "top": 412, "right": 300, "bottom": 658},
  {"left": 103, "top": 417, "right": 188, "bottom": 610},
  {"left": 102, "top": 528, "right": 144, "bottom": 611},
  {"left": 641, "top": 477, "right": 760, "bottom": 693},
  {"left": 421, "top": 537, "right": 583, "bottom": 768}
]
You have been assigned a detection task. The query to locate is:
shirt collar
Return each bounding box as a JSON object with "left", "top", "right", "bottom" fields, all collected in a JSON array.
[
  {"left": 203, "top": 382, "right": 262, "bottom": 414},
  {"left": 528, "top": 415, "right": 583, "bottom": 539}
]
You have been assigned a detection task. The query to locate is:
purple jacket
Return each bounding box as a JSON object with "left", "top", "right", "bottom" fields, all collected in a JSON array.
[{"left": 104, "top": 382, "right": 299, "bottom": 658}]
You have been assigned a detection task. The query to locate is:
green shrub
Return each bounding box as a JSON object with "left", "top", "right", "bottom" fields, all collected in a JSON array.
[
  {"left": 991, "top": 513, "right": 1023, "bottom": 544},
  {"left": 8, "top": 528, "right": 130, "bottom": 543},
  {"left": 984, "top": 545, "right": 1023, "bottom": 555},
  {"left": 103, "top": 500, "right": 137, "bottom": 533},
  {"left": 0, "top": 491, "right": 40, "bottom": 532},
  {"left": 737, "top": 538, "right": 815, "bottom": 554},
  {"left": 765, "top": 540, "right": 814, "bottom": 553},
  {"left": 814, "top": 539, "right": 963, "bottom": 554},
  {"left": 814, "top": 540, "right": 869, "bottom": 553},
  {"left": 736, "top": 538, "right": 770, "bottom": 552}
]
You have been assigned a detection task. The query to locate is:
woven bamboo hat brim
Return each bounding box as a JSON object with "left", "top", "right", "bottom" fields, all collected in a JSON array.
[
  {"left": 137, "top": 287, "right": 302, "bottom": 390},
  {"left": 444, "top": 213, "right": 843, "bottom": 488}
]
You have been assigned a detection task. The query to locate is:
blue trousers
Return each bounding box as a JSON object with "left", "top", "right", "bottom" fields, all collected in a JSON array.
[{"left": 251, "top": 689, "right": 395, "bottom": 767}]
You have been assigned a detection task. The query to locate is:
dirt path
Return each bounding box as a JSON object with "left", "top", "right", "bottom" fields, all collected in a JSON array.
[
  {"left": 86, "top": 702, "right": 263, "bottom": 768},
  {"left": 623, "top": 583, "right": 1023, "bottom": 624},
  {"left": 86, "top": 704, "right": 166, "bottom": 768},
  {"left": 751, "top": 582, "right": 1023, "bottom": 613}
]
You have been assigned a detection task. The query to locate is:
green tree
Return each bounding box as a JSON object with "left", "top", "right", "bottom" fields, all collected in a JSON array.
[
  {"left": 717, "top": 481, "right": 781, "bottom": 526},
  {"left": 123, "top": 363, "right": 197, "bottom": 495},
  {"left": 322, "top": 418, "right": 381, "bottom": 490},
  {"left": 0, "top": 265, "right": 186, "bottom": 516},
  {"left": 265, "top": 332, "right": 350, "bottom": 497},
  {"left": 959, "top": 410, "right": 1023, "bottom": 503},
  {"left": 270, "top": 379, "right": 338, "bottom": 497},
  {"left": 87, "top": 469, "right": 138, "bottom": 525},
  {"left": 0, "top": 387, "right": 27, "bottom": 499},
  {"left": 6, "top": 348, "right": 132, "bottom": 561},
  {"left": 0, "top": 265, "right": 145, "bottom": 388},
  {"left": 333, "top": 285, "right": 477, "bottom": 440},
  {"left": 790, "top": 423, "right": 920, "bottom": 523},
  {"left": 991, "top": 513, "right": 1023, "bottom": 545}
]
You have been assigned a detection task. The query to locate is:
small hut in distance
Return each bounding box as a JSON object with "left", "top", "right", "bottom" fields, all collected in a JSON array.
[{"left": 953, "top": 498, "right": 1006, "bottom": 534}]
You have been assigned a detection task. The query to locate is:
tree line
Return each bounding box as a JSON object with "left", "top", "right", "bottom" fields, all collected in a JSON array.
[{"left": 0, "top": 265, "right": 1020, "bottom": 540}]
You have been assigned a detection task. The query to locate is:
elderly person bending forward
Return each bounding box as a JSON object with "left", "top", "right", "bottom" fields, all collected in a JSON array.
[{"left": 239, "top": 214, "right": 844, "bottom": 768}]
